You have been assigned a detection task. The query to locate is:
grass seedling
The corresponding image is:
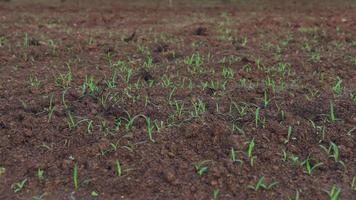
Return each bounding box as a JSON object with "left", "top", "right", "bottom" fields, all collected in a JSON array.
[
  {"left": 231, "top": 123, "right": 245, "bottom": 135},
  {"left": 191, "top": 99, "right": 206, "bottom": 117},
  {"left": 263, "top": 90, "right": 269, "bottom": 108},
  {"left": 174, "top": 100, "right": 184, "bottom": 117},
  {"left": 194, "top": 160, "right": 210, "bottom": 176},
  {"left": 11, "top": 179, "right": 27, "bottom": 193},
  {"left": 350, "top": 92, "right": 356, "bottom": 102},
  {"left": 73, "top": 164, "right": 79, "bottom": 190},
  {"left": 222, "top": 67, "right": 234, "bottom": 79},
  {"left": 351, "top": 175, "right": 356, "bottom": 190},
  {"left": 99, "top": 120, "right": 111, "bottom": 135},
  {"left": 324, "top": 185, "right": 341, "bottom": 200},
  {"left": 124, "top": 68, "right": 133, "bottom": 84},
  {"left": 0, "top": 166, "right": 5, "bottom": 176},
  {"left": 36, "top": 168, "right": 45, "bottom": 181},
  {"left": 66, "top": 111, "right": 76, "bottom": 130},
  {"left": 332, "top": 77, "right": 343, "bottom": 96},
  {"left": 279, "top": 109, "right": 285, "bottom": 121},
  {"left": 230, "top": 147, "right": 242, "bottom": 164},
  {"left": 308, "top": 119, "right": 327, "bottom": 142},
  {"left": 23, "top": 33, "right": 29, "bottom": 47},
  {"left": 105, "top": 71, "right": 117, "bottom": 88},
  {"left": 246, "top": 138, "right": 257, "bottom": 166},
  {"left": 106, "top": 52, "right": 113, "bottom": 66},
  {"left": 32, "top": 193, "right": 46, "bottom": 200},
  {"left": 115, "top": 160, "right": 122, "bottom": 176},
  {"left": 247, "top": 177, "right": 278, "bottom": 191},
  {"left": 124, "top": 115, "right": 135, "bottom": 130},
  {"left": 281, "top": 150, "right": 288, "bottom": 162},
  {"left": 288, "top": 190, "right": 301, "bottom": 200},
  {"left": 161, "top": 75, "right": 173, "bottom": 88},
  {"left": 145, "top": 116, "right": 155, "bottom": 143},
  {"left": 320, "top": 142, "right": 345, "bottom": 168},
  {"left": 301, "top": 156, "right": 323, "bottom": 175},
  {"left": 185, "top": 52, "right": 203, "bottom": 67},
  {"left": 168, "top": 87, "right": 176, "bottom": 103},
  {"left": 281, "top": 150, "right": 300, "bottom": 164},
  {"left": 211, "top": 189, "right": 219, "bottom": 200},
  {"left": 154, "top": 120, "right": 164, "bottom": 133},
  {"left": 255, "top": 107, "right": 260, "bottom": 128},
  {"left": 310, "top": 51, "right": 320, "bottom": 63},
  {"left": 47, "top": 94, "right": 55, "bottom": 122},
  {"left": 61, "top": 89, "right": 68, "bottom": 109},
  {"left": 0, "top": 36, "right": 6, "bottom": 46},
  {"left": 347, "top": 127, "right": 355, "bottom": 136},
  {"left": 229, "top": 102, "right": 248, "bottom": 117},
  {"left": 328, "top": 101, "right": 337, "bottom": 122},
  {"left": 82, "top": 75, "right": 99, "bottom": 95},
  {"left": 55, "top": 65, "right": 72, "bottom": 89},
  {"left": 91, "top": 191, "right": 99, "bottom": 197},
  {"left": 86, "top": 119, "right": 94, "bottom": 134},
  {"left": 29, "top": 74, "right": 41, "bottom": 88},
  {"left": 48, "top": 39, "right": 57, "bottom": 54},
  {"left": 284, "top": 126, "right": 293, "bottom": 144}
]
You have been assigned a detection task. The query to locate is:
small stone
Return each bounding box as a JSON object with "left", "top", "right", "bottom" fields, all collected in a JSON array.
[
  {"left": 163, "top": 169, "right": 176, "bottom": 183},
  {"left": 211, "top": 180, "right": 218, "bottom": 186},
  {"left": 272, "top": 165, "right": 279, "bottom": 170}
]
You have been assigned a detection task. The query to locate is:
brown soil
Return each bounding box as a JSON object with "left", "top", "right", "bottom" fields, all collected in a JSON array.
[{"left": 0, "top": 0, "right": 355, "bottom": 199}]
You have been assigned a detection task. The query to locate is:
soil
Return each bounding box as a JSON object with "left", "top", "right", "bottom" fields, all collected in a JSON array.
[{"left": 0, "top": 0, "right": 355, "bottom": 199}]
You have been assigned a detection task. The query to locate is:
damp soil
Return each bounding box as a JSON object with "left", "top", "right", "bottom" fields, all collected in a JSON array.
[{"left": 0, "top": 0, "right": 355, "bottom": 199}]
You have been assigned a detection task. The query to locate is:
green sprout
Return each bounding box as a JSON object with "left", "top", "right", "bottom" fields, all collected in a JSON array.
[
  {"left": 284, "top": 126, "right": 293, "bottom": 144},
  {"left": 145, "top": 116, "right": 156, "bottom": 143},
  {"left": 82, "top": 75, "right": 99, "bottom": 95},
  {"left": 29, "top": 74, "right": 41, "bottom": 88},
  {"left": 328, "top": 101, "right": 337, "bottom": 122},
  {"left": 288, "top": 190, "right": 301, "bottom": 200},
  {"left": 211, "top": 189, "right": 219, "bottom": 200},
  {"left": 115, "top": 160, "right": 122, "bottom": 176},
  {"left": 324, "top": 185, "right": 341, "bottom": 200},
  {"left": 0, "top": 166, "right": 5, "bottom": 176},
  {"left": 230, "top": 147, "right": 243, "bottom": 164},
  {"left": 194, "top": 160, "right": 210, "bottom": 176},
  {"left": 247, "top": 177, "right": 278, "bottom": 191},
  {"left": 36, "top": 168, "right": 45, "bottom": 181},
  {"left": 91, "top": 191, "right": 99, "bottom": 197},
  {"left": 255, "top": 107, "right": 260, "bottom": 128},
  {"left": 247, "top": 138, "right": 257, "bottom": 166},
  {"left": 73, "top": 164, "right": 79, "bottom": 190},
  {"left": 263, "top": 90, "right": 269, "bottom": 108},
  {"left": 332, "top": 77, "right": 343, "bottom": 95},
  {"left": 351, "top": 175, "right": 356, "bottom": 190},
  {"left": 11, "top": 179, "right": 27, "bottom": 193},
  {"left": 320, "top": 142, "right": 345, "bottom": 168},
  {"left": 47, "top": 94, "right": 55, "bottom": 122},
  {"left": 301, "top": 156, "right": 323, "bottom": 175}
]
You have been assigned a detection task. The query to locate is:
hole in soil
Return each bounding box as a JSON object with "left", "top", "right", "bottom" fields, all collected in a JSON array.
[
  {"left": 153, "top": 43, "right": 169, "bottom": 53},
  {"left": 194, "top": 26, "right": 207, "bottom": 36},
  {"left": 16, "top": 114, "right": 24, "bottom": 122},
  {"left": 104, "top": 47, "right": 115, "bottom": 54},
  {"left": 241, "top": 56, "right": 252, "bottom": 63},
  {"left": 0, "top": 121, "right": 6, "bottom": 129},
  {"left": 232, "top": 39, "right": 244, "bottom": 50},
  {"left": 123, "top": 31, "right": 136, "bottom": 42},
  {"left": 29, "top": 38, "right": 40, "bottom": 46},
  {"left": 140, "top": 69, "right": 154, "bottom": 82},
  {"left": 205, "top": 87, "right": 216, "bottom": 96}
]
